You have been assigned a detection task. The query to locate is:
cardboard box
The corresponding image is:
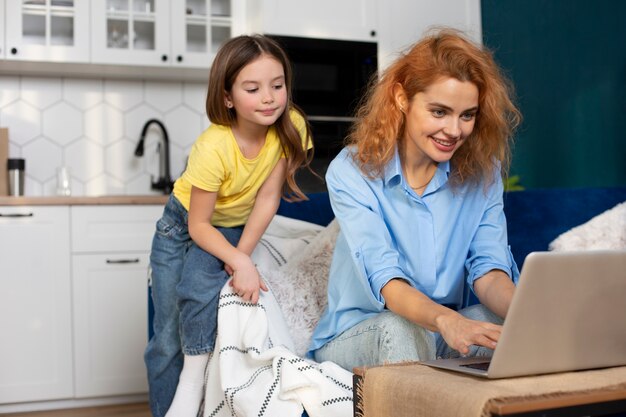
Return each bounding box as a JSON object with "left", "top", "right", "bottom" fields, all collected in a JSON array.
[{"left": 0, "top": 128, "right": 8, "bottom": 196}]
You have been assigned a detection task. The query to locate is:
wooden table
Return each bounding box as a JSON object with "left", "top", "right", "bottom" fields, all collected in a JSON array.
[{"left": 353, "top": 363, "right": 626, "bottom": 417}]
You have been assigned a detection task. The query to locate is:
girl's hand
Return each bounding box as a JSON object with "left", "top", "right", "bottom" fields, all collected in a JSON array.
[
  {"left": 228, "top": 258, "right": 268, "bottom": 304},
  {"left": 436, "top": 313, "right": 502, "bottom": 356}
]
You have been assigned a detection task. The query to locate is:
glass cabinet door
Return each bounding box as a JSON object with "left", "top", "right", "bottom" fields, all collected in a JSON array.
[
  {"left": 5, "top": 0, "right": 90, "bottom": 62},
  {"left": 91, "top": 0, "right": 170, "bottom": 66},
  {"left": 170, "top": 0, "right": 238, "bottom": 68}
]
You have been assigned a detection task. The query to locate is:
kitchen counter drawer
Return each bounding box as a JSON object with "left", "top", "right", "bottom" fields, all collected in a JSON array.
[{"left": 71, "top": 205, "right": 163, "bottom": 253}]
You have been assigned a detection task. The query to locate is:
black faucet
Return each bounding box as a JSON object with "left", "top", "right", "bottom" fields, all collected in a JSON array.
[{"left": 134, "top": 119, "right": 174, "bottom": 194}]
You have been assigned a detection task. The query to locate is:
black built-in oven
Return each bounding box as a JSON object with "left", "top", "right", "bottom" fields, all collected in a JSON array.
[{"left": 269, "top": 35, "right": 378, "bottom": 191}]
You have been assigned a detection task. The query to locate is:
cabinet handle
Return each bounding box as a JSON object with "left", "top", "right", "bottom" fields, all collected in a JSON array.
[
  {"left": 177, "top": 55, "right": 183, "bottom": 62},
  {"left": 161, "top": 54, "right": 168, "bottom": 62},
  {"left": 370, "top": 30, "right": 377, "bottom": 37},
  {"left": 106, "top": 258, "right": 140, "bottom": 264},
  {"left": 11, "top": 47, "right": 18, "bottom": 55},
  {"left": 0, "top": 212, "right": 34, "bottom": 217}
]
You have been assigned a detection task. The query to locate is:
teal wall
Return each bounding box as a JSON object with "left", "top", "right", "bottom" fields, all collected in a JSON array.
[{"left": 481, "top": 0, "right": 626, "bottom": 189}]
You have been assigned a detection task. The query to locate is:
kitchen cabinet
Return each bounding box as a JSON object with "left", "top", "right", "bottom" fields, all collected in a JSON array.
[
  {"left": 4, "top": 0, "right": 90, "bottom": 63},
  {"left": 0, "top": 202, "right": 162, "bottom": 410},
  {"left": 72, "top": 253, "right": 151, "bottom": 397},
  {"left": 247, "top": 0, "right": 378, "bottom": 42},
  {"left": 91, "top": 0, "right": 245, "bottom": 68},
  {"left": 0, "top": 206, "right": 73, "bottom": 404},
  {"left": 71, "top": 205, "right": 161, "bottom": 398}
]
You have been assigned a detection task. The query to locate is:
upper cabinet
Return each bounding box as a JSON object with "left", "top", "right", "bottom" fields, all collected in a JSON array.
[
  {"left": 91, "top": 0, "right": 244, "bottom": 68},
  {"left": 247, "top": 0, "right": 378, "bottom": 42},
  {"left": 172, "top": 0, "right": 245, "bottom": 67},
  {"left": 5, "top": 0, "right": 90, "bottom": 63},
  {"left": 0, "top": 0, "right": 481, "bottom": 79},
  {"left": 90, "top": 0, "right": 170, "bottom": 66}
]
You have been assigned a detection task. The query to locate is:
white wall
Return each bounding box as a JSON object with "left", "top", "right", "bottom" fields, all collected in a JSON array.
[
  {"left": 376, "top": 0, "right": 482, "bottom": 69},
  {"left": 0, "top": 76, "right": 208, "bottom": 196}
]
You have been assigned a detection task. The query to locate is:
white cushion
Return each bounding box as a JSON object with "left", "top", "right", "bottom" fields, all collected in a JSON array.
[
  {"left": 549, "top": 201, "right": 626, "bottom": 251},
  {"left": 260, "top": 219, "right": 339, "bottom": 357}
]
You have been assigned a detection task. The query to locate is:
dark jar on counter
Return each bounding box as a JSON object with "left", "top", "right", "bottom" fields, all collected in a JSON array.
[{"left": 7, "top": 158, "right": 25, "bottom": 196}]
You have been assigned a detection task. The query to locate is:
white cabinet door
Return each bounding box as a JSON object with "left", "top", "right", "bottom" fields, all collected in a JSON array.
[
  {"left": 249, "top": 0, "right": 378, "bottom": 42},
  {"left": 4, "top": 0, "right": 90, "bottom": 63},
  {"left": 72, "top": 253, "right": 150, "bottom": 397},
  {"left": 0, "top": 206, "right": 73, "bottom": 404},
  {"left": 170, "top": 0, "right": 224, "bottom": 68},
  {"left": 91, "top": 0, "right": 171, "bottom": 66}
]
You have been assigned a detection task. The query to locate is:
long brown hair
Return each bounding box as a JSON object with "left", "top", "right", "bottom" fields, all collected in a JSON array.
[
  {"left": 205, "top": 34, "right": 313, "bottom": 200},
  {"left": 348, "top": 29, "right": 521, "bottom": 186}
]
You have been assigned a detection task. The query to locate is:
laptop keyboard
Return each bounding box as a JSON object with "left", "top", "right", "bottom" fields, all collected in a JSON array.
[{"left": 460, "top": 362, "right": 490, "bottom": 371}]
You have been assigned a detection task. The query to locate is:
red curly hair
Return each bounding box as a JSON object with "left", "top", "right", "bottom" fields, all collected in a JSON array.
[{"left": 348, "top": 29, "right": 521, "bottom": 185}]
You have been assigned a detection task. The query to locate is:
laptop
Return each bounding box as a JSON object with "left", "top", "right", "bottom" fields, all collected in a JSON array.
[{"left": 422, "top": 250, "right": 626, "bottom": 378}]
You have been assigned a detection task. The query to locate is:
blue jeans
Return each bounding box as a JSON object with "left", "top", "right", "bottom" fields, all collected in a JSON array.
[
  {"left": 313, "top": 304, "right": 502, "bottom": 371},
  {"left": 144, "top": 195, "right": 243, "bottom": 417}
]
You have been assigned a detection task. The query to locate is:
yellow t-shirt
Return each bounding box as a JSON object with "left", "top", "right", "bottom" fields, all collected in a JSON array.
[{"left": 172, "top": 110, "right": 310, "bottom": 227}]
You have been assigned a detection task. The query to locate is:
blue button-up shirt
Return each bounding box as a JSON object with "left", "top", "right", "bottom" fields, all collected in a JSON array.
[{"left": 308, "top": 147, "right": 519, "bottom": 356}]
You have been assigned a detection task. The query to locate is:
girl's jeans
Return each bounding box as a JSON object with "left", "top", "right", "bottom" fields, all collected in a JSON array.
[
  {"left": 313, "top": 304, "right": 502, "bottom": 372},
  {"left": 143, "top": 195, "right": 243, "bottom": 417}
]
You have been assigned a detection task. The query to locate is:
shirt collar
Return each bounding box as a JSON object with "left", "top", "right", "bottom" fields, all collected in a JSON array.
[
  {"left": 383, "top": 149, "right": 403, "bottom": 186},
  {"left": 383, "top": 147, "right": 451, "bottom": 191}
]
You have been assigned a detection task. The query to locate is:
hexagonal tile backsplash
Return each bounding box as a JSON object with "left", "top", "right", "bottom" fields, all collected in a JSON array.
[{"left": 0, "top": 75, "right": 209, "bottom": 196}]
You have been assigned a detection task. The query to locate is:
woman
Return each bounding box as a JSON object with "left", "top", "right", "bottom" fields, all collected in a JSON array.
[{"left": 308, "top": 30, "right": 522, "bottom": 371}]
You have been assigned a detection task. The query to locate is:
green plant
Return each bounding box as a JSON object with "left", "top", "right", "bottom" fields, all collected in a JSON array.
[{"left": 504, "top": 175, "right": 524, "bottom": 191}]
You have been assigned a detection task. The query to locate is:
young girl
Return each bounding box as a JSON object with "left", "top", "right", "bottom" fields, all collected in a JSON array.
[
  {"left": 309, "top": 29, "right": 521, "bottom": 371},
  {"left": 144, "top": 35, "right": 313, "bottom": 417}
]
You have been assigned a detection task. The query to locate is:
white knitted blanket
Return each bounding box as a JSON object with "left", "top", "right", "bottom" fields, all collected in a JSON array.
[{"left": 202, "top": 283, "right": 353, "bottom": 417}]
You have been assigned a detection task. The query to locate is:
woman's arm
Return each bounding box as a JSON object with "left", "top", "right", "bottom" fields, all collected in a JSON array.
[
  {"left": 473, "top": 269, "right": 515, "bottom": 318},
  {"left": 382, "top": 278, "right": 502, "bottom": 355},
  {"left": 383, "top": 269, "right": 516, "bottom": 355}
]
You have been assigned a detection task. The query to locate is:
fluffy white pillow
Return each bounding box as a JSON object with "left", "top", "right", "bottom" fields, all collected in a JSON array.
[
  {"left": 549, "top": 201, "right": 626, "bottom": 251},
  {"left": 260, "top": 219, "right": 340, "bottom": 357}
]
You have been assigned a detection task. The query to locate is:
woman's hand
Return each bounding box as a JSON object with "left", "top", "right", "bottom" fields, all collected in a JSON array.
[
  {"left": 383, "top": 278, "right": 501, "bottom": 354},
  {"left": 228, "top": 257, "right": 268, "bottom": 304},
  {"left": 436, "top": 313, "right": 502, "bottom": 356}
]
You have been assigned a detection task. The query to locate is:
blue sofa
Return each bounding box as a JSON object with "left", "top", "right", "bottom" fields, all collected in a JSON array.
[
  {"left": 276, "top": 186, "right": 626, "bottom": 306},
  {"left": 279, "top": 186, "right": 626, "bottom": 266}
]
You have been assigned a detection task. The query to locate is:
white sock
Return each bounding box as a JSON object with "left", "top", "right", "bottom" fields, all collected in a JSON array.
[{"left": 165, "top": 353, "right": 210, "bottom": 417}]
